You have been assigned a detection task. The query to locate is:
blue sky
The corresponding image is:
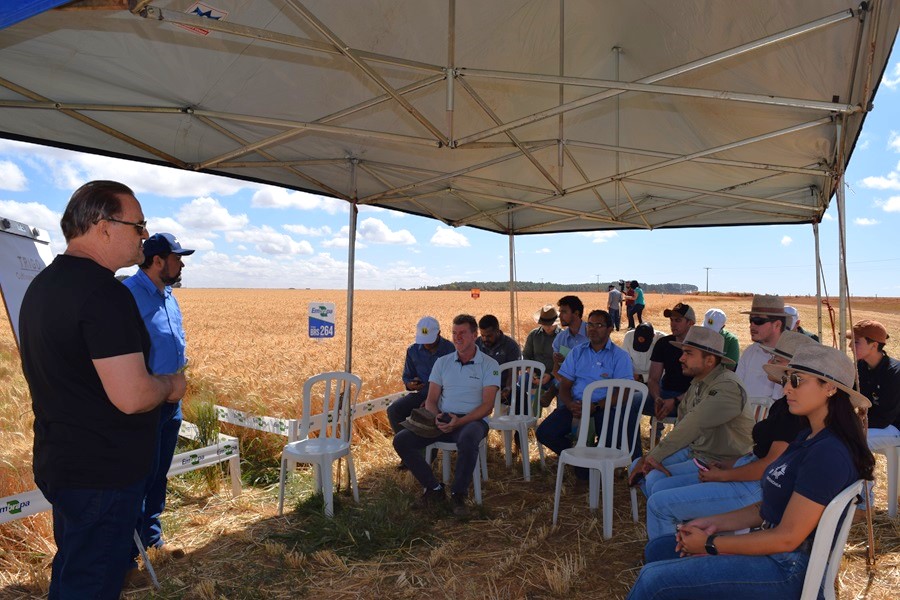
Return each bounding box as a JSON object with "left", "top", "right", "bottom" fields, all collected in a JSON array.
[{"left": 1, "top": 55, "right": 899, "bottom": 295}]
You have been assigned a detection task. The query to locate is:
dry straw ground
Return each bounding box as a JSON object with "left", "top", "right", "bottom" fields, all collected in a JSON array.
[{"left": 1, "top": 291, "right": 899, "bottom": 599}]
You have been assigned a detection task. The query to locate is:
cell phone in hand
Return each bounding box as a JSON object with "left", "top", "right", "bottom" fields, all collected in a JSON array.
[
  {"left": 437, "top": 413, "right": 453, "bottom": 424},
  {"left": 693, "top": 457, "right": 710, "bottom": 471}
]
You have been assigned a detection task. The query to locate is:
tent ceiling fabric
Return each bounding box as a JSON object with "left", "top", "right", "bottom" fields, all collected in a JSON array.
[{"left": 0, "top": 0, "right": 897, "bottom": 234}]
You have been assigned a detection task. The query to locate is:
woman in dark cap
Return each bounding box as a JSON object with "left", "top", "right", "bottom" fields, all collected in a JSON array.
[{"left": 628, "top": 345, "right": 874, "bottom": 600}]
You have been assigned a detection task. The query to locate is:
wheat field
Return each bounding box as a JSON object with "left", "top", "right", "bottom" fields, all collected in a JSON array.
[{"left": 1, "top": 290, "right": 899, "bottom": 599}]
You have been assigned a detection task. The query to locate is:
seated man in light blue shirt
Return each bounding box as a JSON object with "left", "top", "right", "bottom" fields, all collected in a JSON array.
[
  {"left": 544, "top": 295, "right": 589, "bottom": 406},
  {"left": 393, "top": 314, "right": 500, "bottom": 517},
  {"left": 537, "top": 309, "right": 635, "bottom": 479}
]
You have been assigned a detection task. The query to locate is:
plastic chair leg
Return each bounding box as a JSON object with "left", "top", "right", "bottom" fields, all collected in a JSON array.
[
  {"left": 442, "top": 449, "right": 452, "bottom": 485},
  {"left": 479, "top": 442, "right": 489, "bottom": 481},
  {"left": 588, "top": 470, "right": 600, "bottom": 511},
  {"left": 552, "top": 458, "right": 566, "bottom": 525},
  {"left": 277, "top": 456, "right": 288, "bottom": 516},
  {"left": 472, "top": 455, "right": 483, "bottom": 505},
  {"left": 347, "top": 455, "right": 360, "bottom": 503},
  {"left": 321, "top": 461, "right": 334, "bottom": 518},
  {"left": 601, "top": 467, "right": 615, "bottom": 539},
  {"left": 518, "top": 426, "right": 531, "bottom": 481},
  {"left": 630, "top": 486, "right": 639, "bottom": 522},
  {"left": 535, "top": 432, "right": 546, "bottom": 469},
  {"left": 503, "top": 431, "right": 513, "bottom": 468},
  {"left": 886, "top": 446, "right": 899, "bottom": 518}
]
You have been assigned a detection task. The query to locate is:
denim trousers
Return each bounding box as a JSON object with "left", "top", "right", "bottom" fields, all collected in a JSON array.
[
  {"left": 629, "top": 537, "right": 810, "bottom": 600},
  {"left": 386, "top": 392, "right": 426, "bottom": 434},
  {"left": 39, "top": 477, "right": 145, "bottom": 600},
  {"left": 393, "top": 419, "right": 488, "bottom": 496},
  {"left": 645, "top": 454, "right": 761, "bottom": 539},
  {"left": 137, "top": 401, "right": 182, "bottom": 553},
  {"left": 631, "top": 447, "right": 694, "bottom": 497},
  {"left": 609, "top": 308, "right": 621, "bottom": 331}
]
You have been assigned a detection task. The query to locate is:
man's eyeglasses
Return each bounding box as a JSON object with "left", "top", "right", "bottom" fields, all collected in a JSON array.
[
  {"left": 105, "top": 217, "right": 147, "bottom": 235},
  {"left": 586, "top": 322, "right": 611, "bottom": 329},
  {"left": 749, "top": 316, "right": 774, "bottom": 326},
  {"left": 780, "top": 372, "right": 807, "bottom": 388}
]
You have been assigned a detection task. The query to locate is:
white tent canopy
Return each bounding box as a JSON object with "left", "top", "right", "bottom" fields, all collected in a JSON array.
[{"left": 0, "top": 1, "right": 897, "bottom": 236}]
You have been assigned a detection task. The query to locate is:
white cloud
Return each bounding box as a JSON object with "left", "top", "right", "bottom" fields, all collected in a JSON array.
[
  {"left": 0, "top": 161, "right": 27, "bottom": 191},
  {"left": 177, "top": 197, "right": 249, "bottom": 230},
  {"left": 822, "top": 213, "right": 834, "bottom": 221},
  {"left": 781, "top": 236, "right": 792, "bottom": 246},
  {"left": 431, "top": 226, "right": 470, "bottom": 248},
  {"left": 857, "top": 139, "right": 870, "bottom": 150},
  {"left": 251, "top": 186, "right": 346, "bottom": 214},
  {"left": 578, "top": 231, "right": 619, "bottom": 243},
  {"left": 854, "top": 217, "right": 879, "bottom": 226},
  {"left": 357, "top": 217, "right": 416, "bottom": 245},
  {"left": 225, "top": 225, "right": 314, "bottom": 255},
  {"left": 283, "top": 224, "right": 332, "bottom": 237},
  {"left": 884, "top": 62, "right": 900, "bottom": 90},
  {"left": 859, "top": 160, "right": 900, "bottom": 190},
  {"left": 321, "top": 226, "right": 368, "bottom": 249},
  {"left": 876, "top": 196, "right": 900, "bottom": 212},
  {"left": 889, "top": 132, "right": 900, "bottom": 153},
  {"left": 0, "top": 199, "right": 66, "bottom": 255},
  {"left": 0, "top": 139, "right": 252, "bottom": 197},
  {"left": 536, "top": 248, "right": 551, "bottom": 254}
]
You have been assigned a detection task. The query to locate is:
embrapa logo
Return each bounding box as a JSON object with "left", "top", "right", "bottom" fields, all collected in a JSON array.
[{"left": 0, "top": 499, "right": 30, "bottom": 515}]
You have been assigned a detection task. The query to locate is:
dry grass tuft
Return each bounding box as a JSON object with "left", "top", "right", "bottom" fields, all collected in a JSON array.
[{"left": 543, "top": 552, "right": 587, "bottom": 595}]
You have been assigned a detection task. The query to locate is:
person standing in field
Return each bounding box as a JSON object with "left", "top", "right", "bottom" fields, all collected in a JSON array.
[
  {"left": 629, "top": 280, "right": 646, "bottom": 327},
  {"left": 123, "top": 232, "right": 195, "bottom": 573},
  {"left": 393, "top": 314, "right": 500, "bottom": 517},
  {"left": 624, "top": 283, "right": 637, "bottom": 329},
  {"left": 387, "top": 316, "right": 455, "bottom": 468},
  {"left": 608, "top": 284, "right": 624, "bottom": 331},
  {"left": 19, "top": 181, "right": 187, "bottom": 599}
]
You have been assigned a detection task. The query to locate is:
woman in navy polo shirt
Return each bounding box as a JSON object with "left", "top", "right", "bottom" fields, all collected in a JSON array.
[{"left": 627, "top": 345, "right": 874, "bottom": 600}]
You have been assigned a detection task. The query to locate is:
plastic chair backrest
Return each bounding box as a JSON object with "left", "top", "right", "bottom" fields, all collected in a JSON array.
[
  {"left": 574, "top": 379, "right": 648, "bottom": 456},
  {"left": 799, "top": 479, "right": 864, "bottom": 600},
  {"left": 298, "top": 372, "right": 362, "bottom": 442},
  {"left": 749, "top": 396, "right": 775, "bottom": 422},
  {"left": 493, "top": 360, "right": 545, "bottom": 418}
]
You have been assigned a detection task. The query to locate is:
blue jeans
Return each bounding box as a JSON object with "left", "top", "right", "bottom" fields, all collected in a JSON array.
[
  {"left": 609, "top": 308, "right": 621, "bottom": 331},
  {"left": 137, "top": 401, "right": 182, "bottom": 553},
  {"left": 38, "top": 478, "right": 145, "bottom": 600},
  {"left": 386, "top": 392, "right": 426, "bottom": 434},
  {"left": 629, "top": 538, "right": 810, "bottom": 600},
  {"left": 393, "top": 419, "right": 488, "bottom": 496},
  {"left": 630, "top": 447, "right": 694, "bottom": 497},
  {"left": 645, "top": 454, "right": 762, "bottom": 539}
]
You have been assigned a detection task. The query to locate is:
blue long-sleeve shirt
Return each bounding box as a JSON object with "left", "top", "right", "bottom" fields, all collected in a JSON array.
[
  {"left": 123, "top": 269, "right": 187, "bottom": 375},
  {"left": 402, "top": 337, "right": 456, "bottom": 397}
]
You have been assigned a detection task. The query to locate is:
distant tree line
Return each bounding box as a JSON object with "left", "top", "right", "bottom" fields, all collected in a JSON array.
[{"left": 413, "top": 281, "right": 699, "bottom": 294}]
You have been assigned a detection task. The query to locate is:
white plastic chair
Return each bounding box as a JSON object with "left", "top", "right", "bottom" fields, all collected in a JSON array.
[
  {"left": 799, "top": 479, "right": 864, "bottom": 600},
  {"left": 425, "top": 438, "right": 486, "bottom": 504},
  {"left": 552, "top": 379, "right": 648, "bottom": 538},
  {"left": 648, "top": 415, "right": 676, "bottom": 450},
  {"left": 277, "top": 372, "right": 362, "bottom": 517},
  {"left": 748, "top": 395, "right": 775, "bottom": 422},
  {"left": 483, "top": 360, "right": 546, "bottom": 481},
  {"left": 872, "top": 444, "right": 900, "bottom": 517}
]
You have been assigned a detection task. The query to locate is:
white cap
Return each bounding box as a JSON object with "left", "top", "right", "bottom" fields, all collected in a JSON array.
[
  {"left": 784, "top": 306, "right": 799, "bottom": 330},
  {"left": 415, "top": 316, "right": 440, "bottom": 344},
  {"left": 703, "top": 308, "right": 726, "bottom": 333}
]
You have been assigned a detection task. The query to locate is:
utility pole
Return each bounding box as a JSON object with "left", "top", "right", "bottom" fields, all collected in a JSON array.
[{"left": 704, "top": 267, "right": 710, "bottom": 294}]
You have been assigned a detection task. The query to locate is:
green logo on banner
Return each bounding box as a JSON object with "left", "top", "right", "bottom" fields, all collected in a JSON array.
[
  {"left": 7, "top": 500, "right": 22, "bottom": 515},
  {"left": 190, "top": 454, "right": 200, "bottom": 465}
]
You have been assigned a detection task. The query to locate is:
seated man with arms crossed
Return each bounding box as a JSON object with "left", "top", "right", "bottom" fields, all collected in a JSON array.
[{"left": 393, "top": 314, "right": 500, "bottom": 516}]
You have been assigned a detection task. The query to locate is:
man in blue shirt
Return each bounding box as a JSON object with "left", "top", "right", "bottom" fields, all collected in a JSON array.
[
  {"left": 388, "top": 316, "right": 455, "bottom": 468},
  {"left": 545, "top": 295, "right": 588, "bottom": 406},
  {"left": 124, "top": 232, "right": 194, "bottom": 564},
  {"left": 393, "top": 314, "right": 500, "bottom": 516},
  {"left": 537, "top": 309, "right": 634, "bottom": 478}
]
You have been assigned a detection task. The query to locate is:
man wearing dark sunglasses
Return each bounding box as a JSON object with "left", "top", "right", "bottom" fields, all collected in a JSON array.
[
  {"left": 735, "top": 295, "right": 788, "bottom": 401},
  {"left": 19, "top": 181, "right": 187, "bottom": 598}
]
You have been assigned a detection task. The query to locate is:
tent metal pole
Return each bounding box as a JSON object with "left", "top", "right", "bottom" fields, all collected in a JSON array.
[
  {"left": 836, "top": 175, "right": 848, "bottom": 352},
  {"left": 508, "top": 222, "right": 518, "bottom": 344},
  {"left": 813, "top": 221, "right": 823, "bottom": 341},
  {"left": 345, "top": 160, "right": 359, "bottom": 374}
]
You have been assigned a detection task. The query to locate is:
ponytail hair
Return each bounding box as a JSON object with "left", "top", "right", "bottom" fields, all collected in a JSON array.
[{"left": 825, "top": 391, "right": 875, "bottom": 481}]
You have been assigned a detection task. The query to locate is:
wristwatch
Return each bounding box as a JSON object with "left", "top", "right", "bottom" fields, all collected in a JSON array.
[{"left": 705, "top": 534, "right": 720, "bottom": 555}]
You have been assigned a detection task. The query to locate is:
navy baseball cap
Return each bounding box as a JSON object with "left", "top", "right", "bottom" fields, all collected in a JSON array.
[{"left": 143, "top": 233, "right": 195, "bottom": 259}]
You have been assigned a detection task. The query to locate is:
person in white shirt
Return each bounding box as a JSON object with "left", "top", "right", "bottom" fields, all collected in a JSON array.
[{"left": 735, "top": 295, "right": 788, "bottom": 400}]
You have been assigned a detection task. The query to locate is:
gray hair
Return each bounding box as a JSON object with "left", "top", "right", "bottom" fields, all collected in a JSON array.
[{"left": 60, "top": 180, "right": 134, "bottom": 242}]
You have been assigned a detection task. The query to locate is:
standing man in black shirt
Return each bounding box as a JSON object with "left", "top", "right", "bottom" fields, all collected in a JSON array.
[
  {"left": 645, "top": 303, "right": 696, "bottom": 441},
  {"left": 19, "top": 181, "right": 187, "bottom": 599}
]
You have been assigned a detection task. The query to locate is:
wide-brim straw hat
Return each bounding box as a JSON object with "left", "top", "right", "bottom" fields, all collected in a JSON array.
[
  {"left": 740, "top": 294, "right": 788, "bottom": 317},
  {"left": 762, "top": 345, "right": 871, "bottom": 409},
  {"left": 401, "top": 407, "right": 442, "bottom": 438},
  {"left": 670, "top": 325, "right": 736, "bottom": 365},
  {"left": 533, "top": 304, "right": 559, "bottom": 324},
  {"left": 760, "top": 330, "right": 818, "bottom": 360}
]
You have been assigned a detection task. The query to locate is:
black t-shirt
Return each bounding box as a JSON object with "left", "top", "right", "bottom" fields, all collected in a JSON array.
[
  {"left": 649, "top": 334, "right": 692, "bottom": 393},
  {"left": 20, "top": 255, "right": 158, "bottom": 489},
  {"left": 750, "top": 397, "right": 806, "bottom": 459},
  {"left": 858, "top": 353, "right": 900, "bottom": 429}
]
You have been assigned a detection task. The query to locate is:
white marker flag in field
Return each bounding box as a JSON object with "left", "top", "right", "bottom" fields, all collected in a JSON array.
[
  {"left": 308, "top": 302, "right": 335, "bottom": 339},
  {"left": 0, "top": 218, "right": 52, "bottom": 345}
]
